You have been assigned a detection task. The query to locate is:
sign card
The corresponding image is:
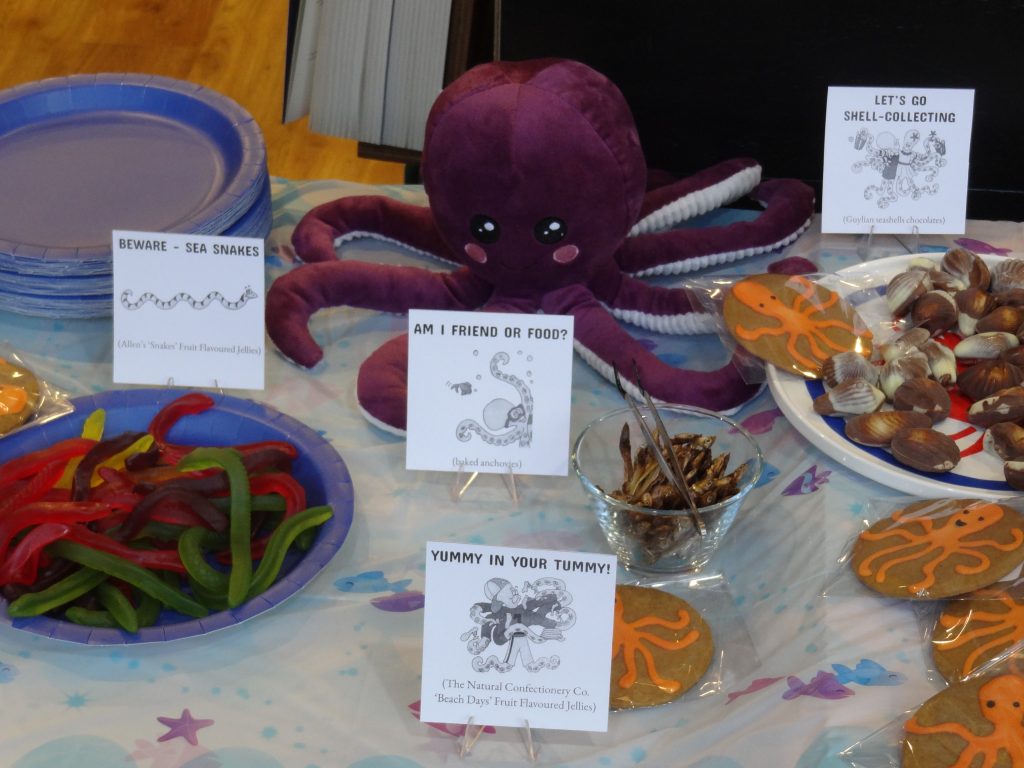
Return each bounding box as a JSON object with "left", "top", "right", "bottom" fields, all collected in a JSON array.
[
  {"left": 112, "top": 230, "right": 266, "bottom": 390},
  {"left": 420, "top": 542, "right": 617, "bottom": 732},
  {"left": 405, "top": 309, "right": 574, "bottom": 476},
  {"left": 822, "top": 86, "right": 975, "bottom": 234}
]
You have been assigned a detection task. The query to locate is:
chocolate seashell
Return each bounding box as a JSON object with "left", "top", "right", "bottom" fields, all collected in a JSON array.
[
  {"left": 812, "top": 379, "right": 885, "bottom": 416},
  {"left": 1004, "top": 460, "right": 1024, "bottom": 490},
  {"left": 885, "top": 270, "right": 931, "bottom": 318},
  {"left": 941, "top": 246, "right": 990, "bottom": 289},
  {"left": 890, "top": 427, "right": 960, "bottom": 473},
  {"left": 878, "top": 327, "right": 930, "bottom": 362},
  {"left": 957, "top": 360, "right": 1024, "bottom": 402},
  {"left": 820, "top": 350, "right": 877, "bottom": 389},
  {"left": 985, "top": 421, "right": 1024, "bottom": 460},
  {"left": 953, "top": 331, "right": 1020, "bottom": 362},
  {"left": 994, "top": 288, "right": 1024, "bottom": 308},
  {"left": 955, "top": 287, "right": 996, "bottom": 336},
  {"left": 878, "top": 354, "right": 930, "bottom": 400},
  {"left": 991, "top": 259, "right": 1024, "bottom": 293},
  {"left": 968, "top": 387, "right": 1024, "bottom": 428},
  {"left": 892, "top": 378, "right": 952, "bottom": 423},
  {"left": 921, "top": 339, "right": 957, "bottom": 386},
  {"left": 910, "top": 290, "right": 958, "bottom": 336},
  {"left": 1000, "top": 346, "right": 1024, "bottom": 368},
  {"left": 976, "top": 305, "right": 1024, "bottom": 335},
  {"left": 844, "top": 410, "right": 932, "bottom": 447}
]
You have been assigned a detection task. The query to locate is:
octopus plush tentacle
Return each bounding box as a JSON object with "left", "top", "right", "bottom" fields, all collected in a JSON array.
[
  {"left": 589, "top": 263, "right": 717, "bottom": 335},
  {"left": 633, "top": 157, "right": 763, "bottom": 233},
  {"left": 291, "top": 196, "right": 451, "bottom": 265},
  {"left": 540, "top": 284, "right": 759, "bottom": 411},
  {"left": 266, "top": 260, "right": 492, "bottom": 367},
  {"left": 616, "top": 177, "right": 815, "bottom": 277}
]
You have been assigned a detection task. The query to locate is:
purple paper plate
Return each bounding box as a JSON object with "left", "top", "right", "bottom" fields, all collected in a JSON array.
[
  {"left": 0, "top": 73, "right": 267, "bottom": 263},
  {"left": 0, "top": 388, "right": 354, "bottom": 644}
]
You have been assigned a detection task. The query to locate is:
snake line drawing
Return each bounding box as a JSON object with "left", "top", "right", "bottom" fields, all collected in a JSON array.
[
  {"left": 120, "top": 286, "right": 258, "bottom": 311},
  {"left": 455, "top": 351, "right": 534, "bottom": 447}
]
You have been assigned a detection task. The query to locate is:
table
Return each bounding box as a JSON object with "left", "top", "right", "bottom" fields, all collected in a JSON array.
[{"left": 1, "top": 178, "right": 1022, "bottom": 768}]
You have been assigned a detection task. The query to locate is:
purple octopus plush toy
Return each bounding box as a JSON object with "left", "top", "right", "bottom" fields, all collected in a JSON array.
[{"left": 266, "top": 58, "right": 815, "bottom": 434}]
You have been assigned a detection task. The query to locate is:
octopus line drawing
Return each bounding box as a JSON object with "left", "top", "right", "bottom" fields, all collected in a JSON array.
[
  {"left": 905, "top": 674, "right": 1024, "bottom": 765},
  {"left": 857, "top": 502, "right": 1024, "bottom": 594},
  {"left": 455, "top": 352, "right": 534, "bottom": 447},
  {"left": 850, "top": 127, "right": 947, "bottom": 209},
  {"left": 120, "top": 286, "right": 258, "bottom": 311},
  {"left": 461, "top": 577, "right": 575, "bottom": 673}
]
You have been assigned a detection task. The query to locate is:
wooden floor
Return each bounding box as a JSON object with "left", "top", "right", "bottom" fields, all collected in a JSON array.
[{"left": 0, "top": 0, "right": 406, "bottom": 184}]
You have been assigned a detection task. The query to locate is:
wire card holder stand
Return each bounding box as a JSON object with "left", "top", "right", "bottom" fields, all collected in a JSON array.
[
  {"left": 451, "top": 463, "right": 519, "bottom": 504},
  {"left": 459, "top": 716, "right": 538, "bottom": 762},
  {"left": 856, "top": 224, "right": 921, "bottom": 260}
]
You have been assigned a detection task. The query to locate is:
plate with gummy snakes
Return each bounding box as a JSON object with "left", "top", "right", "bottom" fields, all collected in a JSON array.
[
  {"left": 767, "top": 251, "right": 1018, "bottom": 501},
  {"left": 0, "top": 388, "right": 354, "bottom": 644}
]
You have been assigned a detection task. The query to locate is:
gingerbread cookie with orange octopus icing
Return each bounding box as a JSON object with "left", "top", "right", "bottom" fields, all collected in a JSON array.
[
  {"left": 932, "top": 578, "right": 1024, "bottom": 683},
  {"left": 722, "top": 273, "right": 872, "bottom": 378},
  {"left": 903, "top": 672, "right": 1024, "bottom": 767},
  {"left": 609, "top": 585, "right": 713, "bottom": 710},
  {"left": 852, "top": 498, "right": 1024, "bottom": 600},
  {"left": 0, "top": 358, "right": 40, "bottom": 435}
]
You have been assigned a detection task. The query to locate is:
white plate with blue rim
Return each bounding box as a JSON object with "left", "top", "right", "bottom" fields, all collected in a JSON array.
[{"left": 766, "top": 252, "right": 1017, "bottom": 500}]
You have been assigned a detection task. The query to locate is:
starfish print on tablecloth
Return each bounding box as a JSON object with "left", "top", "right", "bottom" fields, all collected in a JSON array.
[{"left": 156, "top": 708, "right": 214, "bottom": 746}]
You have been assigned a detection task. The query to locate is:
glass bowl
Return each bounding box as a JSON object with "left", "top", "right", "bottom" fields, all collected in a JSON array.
[{"left": 571, "top": 404, "right": 764, "bottom": 573}]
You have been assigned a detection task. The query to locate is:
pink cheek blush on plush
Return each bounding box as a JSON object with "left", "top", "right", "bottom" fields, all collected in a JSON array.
[
  {"left": 464, "top": 243, "right": 488, "bottom": 263},
  {"left": 553, "top": 244, "right": 579, "bottom": 264}
]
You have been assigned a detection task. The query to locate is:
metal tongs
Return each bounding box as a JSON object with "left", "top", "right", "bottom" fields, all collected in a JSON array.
[{"left": 613, "top": 363, "right": 707, "bottom": 541}]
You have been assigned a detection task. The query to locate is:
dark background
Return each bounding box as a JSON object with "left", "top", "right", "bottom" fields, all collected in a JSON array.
[{"left": 498, "top": 0, "right": 1024, "bottom": 220}]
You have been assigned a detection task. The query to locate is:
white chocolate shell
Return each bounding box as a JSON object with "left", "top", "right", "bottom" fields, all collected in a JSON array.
[
  {"left": 920, "top": 339, "right": 957, "bottom": 386},
  {"left": 953, "top": 331, "right": 1020, "bottom": 362},
  {"left": 820, "top": 350, "right": 877, "bottom": 390},
  {"left": 812, "top": 379, "right": 885, "bottom": 416},
  {"left": 879, "top": 354, "right": 930, "bottom": 400}
]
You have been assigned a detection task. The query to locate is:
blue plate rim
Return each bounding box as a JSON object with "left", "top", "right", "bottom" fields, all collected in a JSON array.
[
  {"left": 0, "top": 387, "right": 354, "bottom": 644},
  {"left": 0, "top": 73, "right": 267, "bottom": 262}
]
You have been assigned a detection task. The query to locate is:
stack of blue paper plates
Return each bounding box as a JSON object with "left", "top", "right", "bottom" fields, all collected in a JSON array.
[{"left": 0, "top": 73, "right": 271, "bottom": 318}]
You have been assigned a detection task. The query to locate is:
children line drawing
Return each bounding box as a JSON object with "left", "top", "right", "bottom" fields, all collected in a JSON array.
[
  {"left": 850, "top": 127, "right": 947, "bottom": 209},
  {"left": 461, "top": 577, "right": 575, "bottom": 672}
]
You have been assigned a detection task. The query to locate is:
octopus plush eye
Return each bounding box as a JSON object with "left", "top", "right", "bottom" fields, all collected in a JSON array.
[
  {"left": 534, "top": 217, "right": 567, "bottom": 244},
  {"left": 470, "top": 214, "right": 500, "bottom": 243}
]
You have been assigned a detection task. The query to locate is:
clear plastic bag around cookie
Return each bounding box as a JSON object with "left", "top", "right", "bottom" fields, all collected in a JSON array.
[
  {"left": 824, "top": 495, "right": 1024, "bottom": 601},
  {"left": 687, "top": 269, "right": 884, "bottom": 383},
  {"left": 0, "top": 343, "right": 73, "bottom": 439},
  {"left": 916, "top": 571, "right": 1024, "bottom": 686},
  {"left": 610, "top": 571, "right": 759, "bottom": 711},
  {"left": 839, "top": 657, "right": 1024, "bottom": 768}
]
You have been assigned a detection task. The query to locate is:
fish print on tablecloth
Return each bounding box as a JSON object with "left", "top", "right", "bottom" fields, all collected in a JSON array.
[
  {"left": 782, "top": 464, "right": 832, "bottom": 496},
  {"left": 832, "top": 659, "right": 906, "bottom": 686},
  {"left": 725, "top": 658, "right": 904, "bottom": 703},
  {"left": 334, "top": 570, "right": 425, "bottom": 612},
  {"left": 733, "top": 407, "right": 784, "bottom": 436},
  {"left": 783, "top": 671, "right": 854, "bottom": 701},
  {"left": 954, "top": 237, "right": 1012, "bottom": 256}
]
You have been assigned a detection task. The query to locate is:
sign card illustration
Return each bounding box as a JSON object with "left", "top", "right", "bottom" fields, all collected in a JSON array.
[
  {"left": 420, "top": 542, "right": 617, "bottom": 731},
  {"left": 112, "top": 230, "right": 266, "bottom": 389},
  {"left": 822, "top": 86, "right": 975, "bottom": 234},
  {"left": 406, "top": 309, "right": 574, "bottom": 476}
]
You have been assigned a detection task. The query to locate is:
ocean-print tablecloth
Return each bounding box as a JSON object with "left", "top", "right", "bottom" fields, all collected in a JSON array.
[{"left": 1, "top": 177, "right": 1023, "bottom": 767}]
